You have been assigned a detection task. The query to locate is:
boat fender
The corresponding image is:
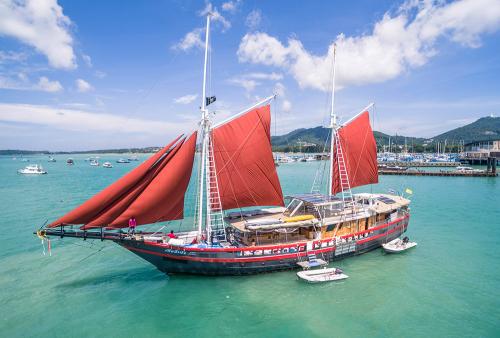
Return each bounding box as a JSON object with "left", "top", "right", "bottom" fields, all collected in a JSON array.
[{"left": 284, "top": 215, "right": 315, "bottom": 223}]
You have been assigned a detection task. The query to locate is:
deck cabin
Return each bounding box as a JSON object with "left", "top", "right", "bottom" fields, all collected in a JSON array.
[{"left": 227, "top": 193, "right": 410, "bottom": 246}]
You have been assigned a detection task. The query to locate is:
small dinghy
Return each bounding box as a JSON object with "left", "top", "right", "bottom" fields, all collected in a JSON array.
[
  {"left": 382, "top": 236, "right": 417, "bottom": 253},
  {"left": 297, "top": 267, "right": 348, "bottom": 283}
]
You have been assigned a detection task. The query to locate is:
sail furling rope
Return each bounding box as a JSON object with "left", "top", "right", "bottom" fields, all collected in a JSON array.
[
  {"left": 332, "top": 111, "right": 378, "bottom": 195},
  {"left": 211, "top": 104, "right": 284, "bottom": 210}
]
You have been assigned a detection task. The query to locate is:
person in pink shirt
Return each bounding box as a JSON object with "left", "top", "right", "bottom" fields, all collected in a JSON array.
[{"left": 128, "top": 217, "right": 137, "bottom": 235}]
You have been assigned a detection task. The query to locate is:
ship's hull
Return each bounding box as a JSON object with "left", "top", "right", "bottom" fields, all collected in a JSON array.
[{"left": 117, "top": 215, "right": 409, "bottom": 276}]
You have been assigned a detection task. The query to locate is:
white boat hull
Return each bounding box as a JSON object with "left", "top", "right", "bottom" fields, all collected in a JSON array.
[
  {"left": 297, "top": 268, "right": 348, "bottom": 283},
  {"left": 382, "top": 238, "right": 417, "bottom": 253},
  {"left": 18, "top": 170, "right": 47, "bottom": 175}
]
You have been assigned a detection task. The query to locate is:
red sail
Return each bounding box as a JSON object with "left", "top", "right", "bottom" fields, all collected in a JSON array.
[
  {"left": 48, "top": 135, "right": 183, "bottom": 228},
  {"left": 332, "top": 111, "right": 378, "bottom": 195},
  {"left": 106, "top": 132, "right": 197, "bottom": 228},
  {"left": 211, "top": 105, "right": 284, "bottom": 210},
  {"left": 82, "top": 138, "right": 186, "bottom": 229}
]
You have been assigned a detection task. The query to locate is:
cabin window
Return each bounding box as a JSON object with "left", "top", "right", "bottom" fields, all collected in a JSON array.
[{"left": 326, "top": 223, "right": 335, "bottom": 232}]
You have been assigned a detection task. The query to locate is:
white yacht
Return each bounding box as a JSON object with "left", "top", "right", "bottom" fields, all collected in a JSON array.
[
  {"left": 18, "top": 164, "right": 47, "bottom": 175},
  {"left": 103, "top": 162, "right": 113, "bottom": 168},
  {"left": 90, "top": 159, "right": 100, "bottom": 166}
]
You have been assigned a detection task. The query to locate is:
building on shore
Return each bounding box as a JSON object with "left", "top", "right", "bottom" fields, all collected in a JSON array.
[{"left": 460, "top": 139, "right": 500, "bottom": 165}]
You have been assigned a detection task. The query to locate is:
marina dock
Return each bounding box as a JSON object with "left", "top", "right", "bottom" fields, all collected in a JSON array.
[
  {"left": 379, "top": 161, "right": 458, "bottom": 167},
  {"left": 379, "top": 170, "right": 497, "bottom": 177}
]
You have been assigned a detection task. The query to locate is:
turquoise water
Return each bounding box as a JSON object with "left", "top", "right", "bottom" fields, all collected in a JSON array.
[{"left": 1, "top": 155, "right": 499, "bottom": 337}]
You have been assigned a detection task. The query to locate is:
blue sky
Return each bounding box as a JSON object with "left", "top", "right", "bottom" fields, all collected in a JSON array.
[{"left": 0, "top": 0, "right": 499, "bottom": 150}]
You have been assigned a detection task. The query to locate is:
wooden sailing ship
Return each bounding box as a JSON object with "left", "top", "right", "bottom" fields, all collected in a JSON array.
[{"left": 38, "top": 15, "right": 411, "bottom": 275}]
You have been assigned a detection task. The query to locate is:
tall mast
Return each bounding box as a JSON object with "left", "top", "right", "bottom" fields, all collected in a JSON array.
[
  {"left": 328, "top": 45, "right": 337, "bottom": 197},
  {"left": 197, "top": 14, "right": 211, "bottom": 237}
]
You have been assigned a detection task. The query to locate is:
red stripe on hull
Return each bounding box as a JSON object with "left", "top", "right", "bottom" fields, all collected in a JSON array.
[
  {"left": 140, "top": 215, "right": 410, "bottom": 253},
  {"left": 124, "top": 219, "right": 408, "bottom": 263}
]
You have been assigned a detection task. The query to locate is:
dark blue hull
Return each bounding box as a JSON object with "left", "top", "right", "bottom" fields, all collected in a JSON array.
[{"left": 118, "top": 216, "right": 409, "bottom": 276}]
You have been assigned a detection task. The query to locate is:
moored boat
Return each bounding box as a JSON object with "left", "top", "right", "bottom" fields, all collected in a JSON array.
[
  {"left": 66, "top": 158, "right": 74, "bottom": 165},
  {"left": 297, "top": 267, "right": 348, "bottom": 283},
  {"left": 37, "top": 14, "right": 411, "bottom": 276},
  {"left": 18, "top": 164, "right": 47, "bottom": 175},
  {"left": 382, "top": 237, "right": 417, "bottom": 253},
  {"left": 103, "top": 162, "right": 113, "bottom": 168}
]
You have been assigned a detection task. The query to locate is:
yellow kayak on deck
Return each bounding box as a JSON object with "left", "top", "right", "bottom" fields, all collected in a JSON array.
[{"left": 284, "top": 214, "right": 315, "bottom": 223}]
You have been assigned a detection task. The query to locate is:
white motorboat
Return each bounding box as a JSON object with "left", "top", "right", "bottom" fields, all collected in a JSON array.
[
  {"left": 18, "top": 164, "right": 47, "bottom": 175},
  {"left": 48, "top": 156, "right": 56, "bottom": 162},
  {"left": 90, "top": 159, "right": 100, "bottom": 166},
  {"left": 128, "top": 156, "right": 139, "bottom": 161},
  {"left": 116, "top": 158, "right": 130, "bottom": 163},
  {"left": 382, "top": 237, "right": 417, "bottom": 253},
  {"left": 297, "top": 267, "right": 348, "bottom": 283},
  {"left": 102, "top": 162, "right": 113, "bottom": 168}
]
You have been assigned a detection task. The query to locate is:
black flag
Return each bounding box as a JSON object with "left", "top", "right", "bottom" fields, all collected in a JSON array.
[{"left": 206, "top": 96, "right": 216, "bottom": 106}]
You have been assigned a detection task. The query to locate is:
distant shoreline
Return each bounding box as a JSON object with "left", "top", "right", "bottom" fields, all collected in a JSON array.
[{"left": 0, "top": 148, "right": 161, "bottom": 156}]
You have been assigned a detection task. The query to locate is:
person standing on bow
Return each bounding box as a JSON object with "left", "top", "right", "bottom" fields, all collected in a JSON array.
[{"left": 128, "top": 216, "right": 137, "bottom": 235}]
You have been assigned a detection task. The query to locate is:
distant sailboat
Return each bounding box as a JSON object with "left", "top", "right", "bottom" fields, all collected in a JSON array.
[{"left": 38, "top": 14, "right": 411, "bottom": 276}]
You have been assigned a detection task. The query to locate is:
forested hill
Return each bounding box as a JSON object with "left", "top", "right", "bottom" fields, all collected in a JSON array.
[
  {"left": 271, "top": 116, "right": 499, "bottom": 152},
  {"left": 432, "top": 116, "right": 500, "bottom": 143}
]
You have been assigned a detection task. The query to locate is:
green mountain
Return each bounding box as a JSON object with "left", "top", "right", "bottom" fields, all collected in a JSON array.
[
  {"left": 432, "top": 116, "right": 500, "bottom": 143},
  {"left": 271, "top": 128, "right": 424, "bottom": 151},
  {"left": 271, "top": 116, "right": 500, "bottom": 152}
]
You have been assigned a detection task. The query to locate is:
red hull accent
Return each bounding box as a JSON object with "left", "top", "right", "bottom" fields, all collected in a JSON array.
[{"left": 124, "top": 215, "right": 409, "bottom": 264}]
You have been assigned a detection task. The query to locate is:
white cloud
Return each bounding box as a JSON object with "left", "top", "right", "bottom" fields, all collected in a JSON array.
[
  {"left": 174, "top": 94, "right": 198, "bottom": 104},
  {"left": 172, "top": 28, "right": 204, "bottom": 51},
  {"left": 75, "top": 78, "right": 93, "bottom": 92},
  {"left": 274, "top": 82, "right": 286, "bottom": 97},
  {"left": 0, "top": 74, "right": 62, "bottom": 92},
  {"left": 229, "top": 78, "right": 258, "bottom": 93},
  {"left": 199, "top": 3, "right": 231, "bottom": 32},
  {"left": 37, "top": 76, "right": 62, "bottom": 92},
  {"left": 174, "top": 2, "right": 232, "bottom": 52},
  {"left": 17, "top": 72, "right": 28, "bottom": 82},
  {"left": 237, "top": 0, "right": 500, "bottom": 91},
  {"left": 0, "top": 50, "right": 27, "bottom": 63},
  {"left": 238, "top": 32, "right": 289, "bottom": 66},
  {"left": 245, "top": 9, "right": 262, "bottom": 30},
  {"left": 94, "top": 70, "right": 106, "bottom": 79},
  {"left": 282, "top": 99, "right": 292, "bottom": 113},
  {"left": 222, "top": 0, "right": 241, "bottom": 13},
  {"left": 228, "top": 72, "right": 284, "bottom": 94},
  {"left": 82, "top": 54, "right": 92, "bottom": 67},
  {"left": 0, "top": 103, "right": 191, "bottom": 135},
  {"left": 246, "top": 72, "right": 283, "bottom": 80},
  {"left": 274, "top": 82, "right": 292, "bottom": 112},
  {"left": 0, "top": 0, "right": 76, "bottom": 69}
]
